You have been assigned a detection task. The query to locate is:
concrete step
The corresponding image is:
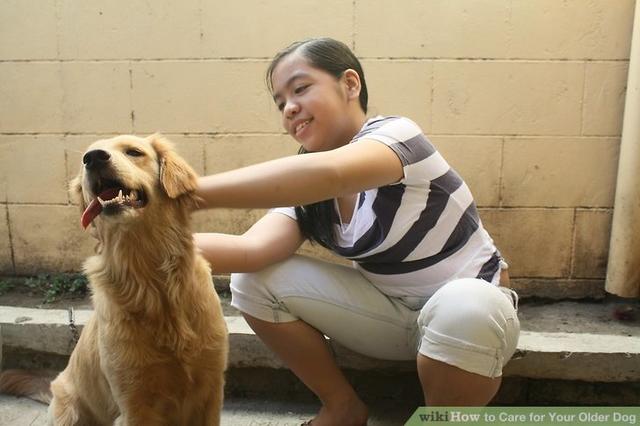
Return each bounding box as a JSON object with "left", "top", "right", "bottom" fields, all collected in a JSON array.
[
  {"left": 1, "top": 301, "right": 639, "bottom": 383},
  {"left": 2, "top": 298, "right": 640, "bottom": 406}
]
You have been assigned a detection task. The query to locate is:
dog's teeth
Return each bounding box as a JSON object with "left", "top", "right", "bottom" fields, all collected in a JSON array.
[
  {"left": 97, "top": 197, "right": 105, "bottom": 206},
  {"left": 118, "top": 190, "right": 123, "bottom": 201},
  {"left": 130, "top": 190, "right": 138, "bottom": 201}
]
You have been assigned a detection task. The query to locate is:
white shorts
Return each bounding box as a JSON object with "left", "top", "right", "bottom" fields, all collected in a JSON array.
[{"left": 230, "top": 255, "right": 520, "bottom": 378}]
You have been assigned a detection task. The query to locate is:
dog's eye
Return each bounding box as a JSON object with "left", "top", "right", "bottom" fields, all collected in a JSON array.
[{"left": 126, "top": 149, "right": 145, "bottom": 157}]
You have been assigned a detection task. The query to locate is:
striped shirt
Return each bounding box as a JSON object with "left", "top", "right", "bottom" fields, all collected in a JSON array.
[{"left": 273, "top": 116, "right": 503, "bottom": 297}]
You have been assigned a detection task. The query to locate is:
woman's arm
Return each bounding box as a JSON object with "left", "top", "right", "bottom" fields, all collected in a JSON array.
[
  {"left": 194, "top": 211, "right": 305, "bottom": 273},
  {"left": 195, "top": 140, "right": 404, "bottom": 210}
]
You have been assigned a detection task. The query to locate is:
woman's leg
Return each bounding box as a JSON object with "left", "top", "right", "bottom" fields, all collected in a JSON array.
[
  {"left": 243, "top": 315, "right": 367, "bottom": 426},
  {"left": 417, "top": 355, "right": 501, "bottom": 406},
  {"left": 230, "top": 255, "right": 420, "bottom": 425},
  {"left": 415, "top": 278, "right": 520, "bottom": 406}
]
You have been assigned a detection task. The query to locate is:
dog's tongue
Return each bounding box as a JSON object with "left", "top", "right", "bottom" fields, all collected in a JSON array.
[{"left": 80, "top": 188, "right": 120, "bottom": 229}]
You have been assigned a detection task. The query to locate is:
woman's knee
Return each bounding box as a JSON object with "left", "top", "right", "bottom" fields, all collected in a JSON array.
[
  {"left": 229, "top": 266, "right": 301, "bottom": 323},
  {"left": 230, "top": 270, "right": 264, "bottom": 297},
  {"left": 418, "top": 278, "right": 520, "bottom": 352},
  {"left": 230, "top": 260, "right": 291, "bottom": 301},
  {"left": 415, "top": 279, "right": 520, "bottom": 377},
  {"left": 229, "top": 256, "right": 317, "bottom": 318}
]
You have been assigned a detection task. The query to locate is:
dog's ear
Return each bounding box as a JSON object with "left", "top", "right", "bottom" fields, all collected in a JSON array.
[
  {"left": 149, "top": 134, "right": 198, "bottom": 199},
  {"left": 69, "top": 172, "right": 86, "bottom": 211}
]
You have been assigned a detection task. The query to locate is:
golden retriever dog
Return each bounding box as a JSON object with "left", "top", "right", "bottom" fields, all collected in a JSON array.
[{"left": 1, "top": 135, "right": 228, "bottom": 425}]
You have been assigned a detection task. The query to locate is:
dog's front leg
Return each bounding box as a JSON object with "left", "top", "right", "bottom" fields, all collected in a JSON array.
[
  {"left": 117, "top": 400, "right": 178, "bottom": 426},
  {"left": 113, "top": 407, "right": 169, "bottom": 426},
  {"left": 201, "top": 396, "right": 223, "bottom": 426},
  {"left": 198, "top": 380, "right": 224, "bottom": 426},
  {"left": 114, "top": 394, "right": 176, "bottom": 426}
]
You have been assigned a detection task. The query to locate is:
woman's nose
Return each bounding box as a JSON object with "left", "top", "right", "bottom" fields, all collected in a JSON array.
[{"left": 283, "top": 100, "right": 300, "bottom": 118}]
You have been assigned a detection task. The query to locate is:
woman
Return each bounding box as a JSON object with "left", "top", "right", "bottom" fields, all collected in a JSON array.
[{"left": 195, "top": 37, "right": 519, "bottom": 426}]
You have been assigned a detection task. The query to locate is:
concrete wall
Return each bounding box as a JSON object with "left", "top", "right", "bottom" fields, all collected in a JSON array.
[{"left": 0, "top": 0, "right": 635, "bottom": 297}]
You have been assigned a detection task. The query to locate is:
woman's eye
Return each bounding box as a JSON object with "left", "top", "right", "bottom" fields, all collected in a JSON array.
[
  {"left": 126, "top": 149, "right": 144, "bottom": 157},
  {"left": 294, "top": 85, "right": 309, "bottom": 94}
]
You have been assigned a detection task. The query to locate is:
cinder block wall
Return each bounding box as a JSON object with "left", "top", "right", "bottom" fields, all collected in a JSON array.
[{"left": 0, "top": 0, "right": 635, "bottom": 298}]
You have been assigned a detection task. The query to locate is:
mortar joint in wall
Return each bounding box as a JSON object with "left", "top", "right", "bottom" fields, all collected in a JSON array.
[{"left": 4, "top": 201, "right": 16, "bottom": 275}]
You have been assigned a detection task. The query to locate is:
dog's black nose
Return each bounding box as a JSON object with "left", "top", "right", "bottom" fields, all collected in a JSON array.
[{"left": 83, "top": 149, "right": 111, "bottom": 170}]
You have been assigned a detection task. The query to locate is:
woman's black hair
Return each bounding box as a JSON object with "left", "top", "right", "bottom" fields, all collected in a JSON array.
[{"left": 266, "top": 37, "right": 369, "bottom": 248}]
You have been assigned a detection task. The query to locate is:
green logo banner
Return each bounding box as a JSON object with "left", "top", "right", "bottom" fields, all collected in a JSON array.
[{"left": 404, "top": 407, "right": 639, "bottom": 426}]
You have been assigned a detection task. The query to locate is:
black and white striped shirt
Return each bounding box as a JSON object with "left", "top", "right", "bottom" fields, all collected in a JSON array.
[{"left": 274, "top": 116, "right": 504, "bottom": 297}]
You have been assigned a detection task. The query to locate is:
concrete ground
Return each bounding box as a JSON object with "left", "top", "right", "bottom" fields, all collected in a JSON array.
[
  {"left": 0, "top": 395, "right": 316, "bottom": 426},
  {"left": 0, "top": 395, "right": 418, "bottom": 426}
]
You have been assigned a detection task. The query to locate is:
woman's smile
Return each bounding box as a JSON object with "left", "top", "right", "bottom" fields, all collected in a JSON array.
[{"left": 294, "top": 118, "right": 313, "bottom": 138}]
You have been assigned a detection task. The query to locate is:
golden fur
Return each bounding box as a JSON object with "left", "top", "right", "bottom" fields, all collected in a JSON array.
[{"left": 4, "top": 135, "right": 228, "bottom": 425}]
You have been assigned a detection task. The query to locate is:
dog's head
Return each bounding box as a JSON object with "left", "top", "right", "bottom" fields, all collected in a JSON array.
[{"left": 70, "top": 134, "right": 198, "bottom": 231}]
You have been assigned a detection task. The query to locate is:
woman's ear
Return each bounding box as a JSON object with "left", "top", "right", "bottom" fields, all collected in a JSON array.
[{"left": 342, "top": 69, "right": 361, "bottom": 100}]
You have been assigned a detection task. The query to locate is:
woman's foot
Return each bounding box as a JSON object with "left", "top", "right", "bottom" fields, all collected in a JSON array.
[{"left": 310, "top": 394, "right": 368, "bottom": 426}]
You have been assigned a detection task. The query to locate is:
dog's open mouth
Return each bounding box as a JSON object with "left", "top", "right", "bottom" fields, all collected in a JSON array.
[{"left": 81, "top": 179, "right": 148, "bottom": 229}]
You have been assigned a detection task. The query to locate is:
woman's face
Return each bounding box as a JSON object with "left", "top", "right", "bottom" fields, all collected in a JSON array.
[{"left": 270, "top": 53, "right": 361, "bottom": 152}]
